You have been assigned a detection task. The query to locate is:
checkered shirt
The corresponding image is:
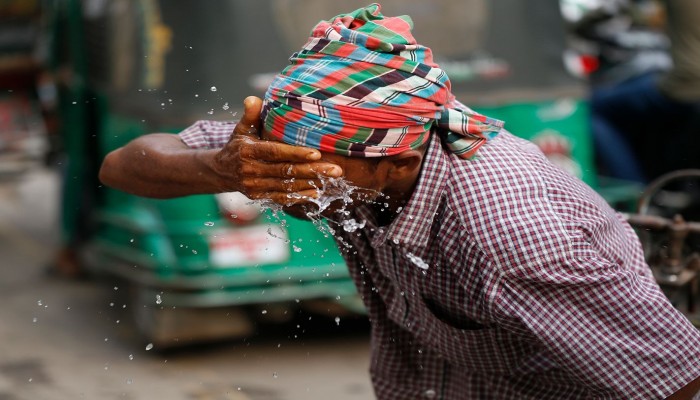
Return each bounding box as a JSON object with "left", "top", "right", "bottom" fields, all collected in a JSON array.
[{"left": 179, "top": 121, "right": 700, "bottom": 399}]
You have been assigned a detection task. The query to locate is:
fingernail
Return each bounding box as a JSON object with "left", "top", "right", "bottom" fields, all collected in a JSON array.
[
  {"left": 327, "top": 166, "right": 342, "bottom": 177},
  {"left": 306, "top": 152, "right": 321, "bottom": 160}
]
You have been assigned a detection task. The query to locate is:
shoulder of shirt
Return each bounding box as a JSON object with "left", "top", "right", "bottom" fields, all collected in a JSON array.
[{"left": 439, "top": 132, "right": 576, "bottom": 270}]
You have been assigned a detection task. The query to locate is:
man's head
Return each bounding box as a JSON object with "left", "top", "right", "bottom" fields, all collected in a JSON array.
[{"left": 259, "top": 3, "right": 503, "bottom": 217}]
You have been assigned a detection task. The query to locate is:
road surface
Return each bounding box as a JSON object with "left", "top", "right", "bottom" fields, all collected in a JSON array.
[{"left": 0, "top": 167, "right": 373, "bottom": 400}]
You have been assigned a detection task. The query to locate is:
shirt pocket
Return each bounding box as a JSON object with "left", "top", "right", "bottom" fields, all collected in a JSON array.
[{"left": 411, "top": 298, "right": 536, "bottom": 376}]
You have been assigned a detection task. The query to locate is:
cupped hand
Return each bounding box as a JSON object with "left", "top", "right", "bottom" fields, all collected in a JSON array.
[{"left": 212, "top": 96, "right": 343, "bottom": 204}]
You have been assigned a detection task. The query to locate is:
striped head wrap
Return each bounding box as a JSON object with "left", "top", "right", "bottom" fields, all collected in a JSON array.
[{"left": 262, "top": 3, "right": 503, "bottom": 159}]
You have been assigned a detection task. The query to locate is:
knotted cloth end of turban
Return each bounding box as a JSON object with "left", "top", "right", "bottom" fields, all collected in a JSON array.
[{"left": 263, "top": 3, "right": 503, "bottom": 159}]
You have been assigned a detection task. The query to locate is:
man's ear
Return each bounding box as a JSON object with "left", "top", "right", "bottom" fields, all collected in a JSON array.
[{"left": 381, "top": 150, "right": 424, "bottom": 181}]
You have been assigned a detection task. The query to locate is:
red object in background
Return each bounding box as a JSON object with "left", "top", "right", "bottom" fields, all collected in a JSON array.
[
  {"left": 563, "top": 50, "right": 600, "bottom": 79},
  {"left": 215, "top": 192, "right": 264, "bottom": 225},
  {"left": 579, "top": 54, "right": 600, "bottom": 75}
]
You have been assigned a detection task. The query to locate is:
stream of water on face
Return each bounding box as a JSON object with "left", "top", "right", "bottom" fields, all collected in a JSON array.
[{"left": 250, "top": 174, "right": 384, "bottom": 249}]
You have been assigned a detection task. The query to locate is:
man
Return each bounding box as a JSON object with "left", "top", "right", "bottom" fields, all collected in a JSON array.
[
  {"left": 100, "top": 4, "right": 700, "bottom": 399},
  {"left": 566, "top": 0, "right": 700, "bottom": 182},
  {"left": 561, "top": 0, "right": 672, "bottom": 183}
]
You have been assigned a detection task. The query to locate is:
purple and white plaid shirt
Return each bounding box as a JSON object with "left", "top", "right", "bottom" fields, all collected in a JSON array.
[{"left": 180, "top": 120, "right": 700, "bottom": 399}]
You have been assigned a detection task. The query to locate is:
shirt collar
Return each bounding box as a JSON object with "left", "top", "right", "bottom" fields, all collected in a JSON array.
[{"left": 361, "top": 136, "right": 450, "bottom": 249}]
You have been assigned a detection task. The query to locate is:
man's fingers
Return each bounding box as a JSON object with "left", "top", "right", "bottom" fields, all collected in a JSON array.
[
  {"left": 249, "top": 190, "right": 320, "bottom": 206},
  {"left": 243, "top": 161, "right": 342, "bottom": 179},
  {"left": 233, "top": 96, "right": 264, "bottom": 138},
  {"left": 247, "top": 140, "right": 326, "bottom": 163},
  {"left": 242, "top": 177, "right": 325, "bottom": 193}
]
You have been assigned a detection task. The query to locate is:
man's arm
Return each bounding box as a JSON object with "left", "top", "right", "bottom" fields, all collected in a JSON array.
[{"left": 99, "top": 96, "right": 342, "bottom": 202}]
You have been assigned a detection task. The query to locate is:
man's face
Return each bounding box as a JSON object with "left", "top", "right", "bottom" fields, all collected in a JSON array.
[{"left": 261, "top": 129, "right": 387, "bottom": 220}]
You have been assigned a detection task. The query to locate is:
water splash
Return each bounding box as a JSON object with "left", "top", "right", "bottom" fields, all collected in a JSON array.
[
  {"left": 407, "top": 252, "right": 430, "bottom": 270},
  {"left": 250, "top": 174, "right": 385, "bottom": 246},
  {"left": 341, "top": 218, "right": 366, "bottom": 233}
]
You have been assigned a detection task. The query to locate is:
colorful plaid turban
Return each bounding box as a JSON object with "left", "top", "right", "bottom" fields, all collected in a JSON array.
[{"left": 262, "top": 3, "right": 504, "bottom": 159}]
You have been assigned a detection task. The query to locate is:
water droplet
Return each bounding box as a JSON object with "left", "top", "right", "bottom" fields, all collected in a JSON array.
[
  {"left": 129, "top": 238, "right": 134, "bottom": 243},
  {"left": 341, "top": 218, "right": 366, "bottom": 233},
  {"left": 28, "top": 378, "right": 32, "bottom": 382},
  {"left": 32, "top": 317, "right": 37, "bottom": 323},
  {"left": 424, "top": 389, "right": 437, "bottom": 398},
  {"left": 334, "top": 317, "right": 340, "bottom": 326},
  {"left": 128, "top": 354, "right": 134, "bottom": 360},
  {"left": 407, "top": 252, "right": 430, "bottom": 270},
  {"left": 210, "top": 86, "right": 217, "bottom": 92},
  {"left": 222, "top": 102, "right": 230, "bottom": 110},
  {"left": 204, "top": 221, "right": 215, "bottom": 227},
  {"left": 207, "top": 109, "right": 214, "bottom": 115},
  {"left": 192, "top": 249, "right": 198, "bottom": 255},
  {"left": 72, "top": 101, "right": 77, "bottom": 104},
  {"left": 292, "top": 245, "right": 302, "bottom": 253},
  {"left": 145, "top": 343, "right": 154, "bottom": 351},
  {"left": 127, "top": 378, "right": 133, "bottom": 385},
  {"left": 37, "top": 300, "right": 42, "bottom": 306},
  {"left": 155, "top": 295, "right": 162, "bottom": 305},
  {"left": 261, "top": 310, "right": 268, "bottom": 315},
  {"left": 114, "top": 286, "right": 119, "bottom": 291}
]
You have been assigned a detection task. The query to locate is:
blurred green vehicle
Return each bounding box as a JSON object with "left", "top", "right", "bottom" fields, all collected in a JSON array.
[
  {"left": 49, "top": 0, "right": 639, "bottom": 346},
  {"left": 48, "top": 0, "right": 360, "bottom": 347}
]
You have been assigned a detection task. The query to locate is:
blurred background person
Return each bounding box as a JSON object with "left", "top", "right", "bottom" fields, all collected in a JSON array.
[
  {"left": 0, "top": 0, "right": 52, "bottom": 178},
  {"left": 563, "top": 0, "right": 700, "bottom": 183}
]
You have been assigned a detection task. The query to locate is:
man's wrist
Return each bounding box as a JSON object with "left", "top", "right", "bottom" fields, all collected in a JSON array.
[{"left": 194, "top": 149, "right": 232, "bottom": 194}]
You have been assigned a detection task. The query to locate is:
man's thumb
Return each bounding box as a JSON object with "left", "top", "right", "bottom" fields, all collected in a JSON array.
[{"left": 234, "top": 96, "right": 263, "bottom": 138}]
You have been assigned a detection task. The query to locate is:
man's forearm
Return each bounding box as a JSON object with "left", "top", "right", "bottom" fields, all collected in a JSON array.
[{"left": 99, "top": 133, "right": 224, "bottom": 199}]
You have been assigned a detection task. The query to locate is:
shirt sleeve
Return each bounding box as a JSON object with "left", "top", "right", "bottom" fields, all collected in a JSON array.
[
  {"left": 178, "top": 120, "right": 238, "bottom": 149},
  {"left": 494, "top": 243, "right": 700, "bottom": 399}
]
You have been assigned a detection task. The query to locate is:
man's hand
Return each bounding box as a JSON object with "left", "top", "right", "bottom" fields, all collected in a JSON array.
[{"left": 211, "top": 96, "right": 342, "bottom": 205}]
